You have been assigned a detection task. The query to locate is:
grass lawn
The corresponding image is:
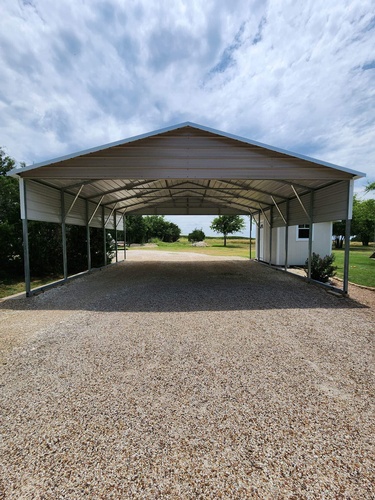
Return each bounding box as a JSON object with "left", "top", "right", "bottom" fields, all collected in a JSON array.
[
  {"left": 0, "top": 275, "right": 63, "bottom": 299},
  {"left": 332, "top": 243, "right": 375, "bottom": 288},
  {"left": 128, "top": 236, "right": 256, "bottom": 259}
]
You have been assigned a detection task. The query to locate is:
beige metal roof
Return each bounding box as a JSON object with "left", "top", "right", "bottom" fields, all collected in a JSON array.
[{"left": 10, "top": 122, "right": 365, "bottom": 223}]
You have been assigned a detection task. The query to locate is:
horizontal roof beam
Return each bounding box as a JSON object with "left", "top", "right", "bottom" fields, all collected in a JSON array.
[
  {"left": 86, "top": 179, "right": 158, "bottom": 200},
  {"left": 221, "top": 179, "right": 289, "bottom": 201}
]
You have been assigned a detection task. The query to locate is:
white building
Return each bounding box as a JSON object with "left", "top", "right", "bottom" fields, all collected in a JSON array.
[{"left": 257, "top": 220, "right": 333, "bottom": 267}]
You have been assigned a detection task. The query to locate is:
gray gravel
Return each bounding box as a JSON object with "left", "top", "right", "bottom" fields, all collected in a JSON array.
[{"left": 0, "top": 252, "right": 374, "bottom": 498}]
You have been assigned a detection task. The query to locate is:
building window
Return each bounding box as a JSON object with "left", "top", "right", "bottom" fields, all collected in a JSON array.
[{"left": 297, "top": 224, "right": 310, "bottom": 240}]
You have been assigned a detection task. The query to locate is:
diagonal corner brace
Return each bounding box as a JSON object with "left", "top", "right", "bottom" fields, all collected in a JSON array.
[
  {"left": 88, "top": 196, "right": 104, "bottom": 225},
  {"left": 271, "top": 196, "right": 287, "bottom": 225},
  {"left": 291, "top": 185, "right": 311, "bottom": 222}
]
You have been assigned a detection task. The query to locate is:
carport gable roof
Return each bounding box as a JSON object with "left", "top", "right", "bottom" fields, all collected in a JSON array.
[{"left": 10, "top": 122, "right": 365, "bottom": 219}]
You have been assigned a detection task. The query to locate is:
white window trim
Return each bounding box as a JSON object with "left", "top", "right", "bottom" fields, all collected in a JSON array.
[{"left": 296, "top": 224, "right": 314, "bottom": 242}]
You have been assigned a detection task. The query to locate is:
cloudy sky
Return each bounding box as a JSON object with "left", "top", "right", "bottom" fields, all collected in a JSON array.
[{"left": 1, "top": 0, "right": 374, "bottom": 235}]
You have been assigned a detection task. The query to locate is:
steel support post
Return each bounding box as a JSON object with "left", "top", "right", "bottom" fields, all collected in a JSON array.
[
  {"left": 343, "top": 218, "right": 351, "bottom": 294},
  {"left": 20, "top": 179, "right": 31, "bottom": 296},
  {"left": 307, "top": 191, "right": 314, "bottom": 280},
  {"left": 22, "top": 218, "right": 31, "bottom": 296},
  {"left": 249, "top": 215, "right": 252, "bottom": 259},
  {"left": 61, "top": 190, "right": 68, "bottom": 281},
  {"left": 114, "top": 211, "right": 118, "bottom": 263},
  {"left": 284, "top": 200, "right": 289, "bottom": 271},
  {"left": 86, "top": 200, "right": 91, "bottom": 271},
  {"left": 257, "top": 212, "right": 261, "bottom": 260},
  {"left": 269, "top": 207, "right": 273, "bottom": 265},
  {"left": 343, "top": 180, "right": 354, "bottom": 294},
  {"left": 123, "top": 215, "right": 127, "bottom": 260},
  {"left": 102, "top": 206, "right": 106, "bottom": 267}
]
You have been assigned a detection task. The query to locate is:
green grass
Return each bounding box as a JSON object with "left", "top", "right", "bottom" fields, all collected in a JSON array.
[
  {"left": 0, "top": 275, "right": 63, "bottom": 299},
  {"left": 332, "top": 243, "right": 375, "bottom": 288},
  {"left": 128, "top": 236, "right": 256, "bottom": 259}
]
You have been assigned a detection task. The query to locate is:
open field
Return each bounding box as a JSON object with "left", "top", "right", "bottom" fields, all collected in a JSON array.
[{"left": 128, "top": 236, "right": 255, "bottom": 259}]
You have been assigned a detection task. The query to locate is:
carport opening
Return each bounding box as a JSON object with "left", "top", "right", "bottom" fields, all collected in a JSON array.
[{"left": 9, "top": 122, "right": 364, "bottom": 297}]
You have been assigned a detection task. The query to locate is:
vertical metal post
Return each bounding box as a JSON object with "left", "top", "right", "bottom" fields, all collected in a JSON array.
[
  {"left": 86, "top": 200, "right": 91, "bottom": 271},
  {"left": 284, "top": 200, "right": 289, "bottom": 271},
  {"left": 20, "top": 179, "right": 31, "bottom": 296},
  {"left": 102, "top": 206, "right": 106, "bottom": 267},
  {"left": 114, "top": 210, "right": 118, "bottom": 263},
  {"left": 249, "top": 215, "right": 252, "bottom": 260},
  {"left": 123, "top": 214, "right": 127, "bottom": 260},
  {"left": 307, "top": 191, "right": 314, "bottom": 280},
  {"left": 257, "top": 212, "right": 261, "bottom": 260},
  {"left": 343, "top": 180, "right": 354, "bottom": 294},
  {"left": 61, "top": 190, "right": 68, "bottom": 281},
  {"left": 343, "top": 218, "right": 351, "bottom": 294},
  {"left": 269, "top": 207, "right": 273, "bottom": 265}
]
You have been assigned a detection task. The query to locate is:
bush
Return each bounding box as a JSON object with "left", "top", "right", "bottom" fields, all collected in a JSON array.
[
  {"left": 188, "top": 228, "right": 205, "bottom": 243},
  {"left": 163, "top": 222, "right": 181, "bottom": 242},
  {"left": 305, "top": 252, "right": 337, "bottom": 283}
]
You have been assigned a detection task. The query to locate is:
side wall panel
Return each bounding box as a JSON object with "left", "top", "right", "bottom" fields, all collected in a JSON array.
[{"left": 25, "top": 181, "right": 123, "bottom": 230}]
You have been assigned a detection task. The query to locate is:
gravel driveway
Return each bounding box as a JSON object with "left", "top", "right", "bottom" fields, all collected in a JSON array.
[{"left": 1, "top": 252, "right": 374, "bottom": 498}]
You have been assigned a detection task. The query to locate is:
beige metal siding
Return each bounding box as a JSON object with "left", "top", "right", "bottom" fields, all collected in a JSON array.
[
  {"left": 313, "top": 181, "right": 348, "bottom": 222},
  {"left": 25, "top": 181, "right": 123, "bottom": 230}
]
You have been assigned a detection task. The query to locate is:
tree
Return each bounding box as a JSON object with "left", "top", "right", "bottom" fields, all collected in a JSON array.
[
  {"left": 163, "top": 222, "right": 181, "bottom": 242},
  {"left": 188, "top": 228, "right": 205, "bottom": 243},
  {"left": 351, "top": 196, "right": 375, "bottom": 246},
  {"left": 365, "top": 181, "right": 375, "bottom": 193},
  {"left": 125, "top": 215, "right": 147, "bottom": 244},
  {"left": 144, "top": 215, "right": 181, "bottom": 242},
  {"left": 210, "top": 215, "right": 245, "bottom": 247},
  {"left": 0, "top": 148, "right": 23, "bottom": 277},
  {"left": 0, "top": 148, "right": 115, "bottom": 281}
]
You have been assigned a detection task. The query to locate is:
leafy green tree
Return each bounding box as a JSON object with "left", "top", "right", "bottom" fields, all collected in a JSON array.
[
  {"left": 0, "top": 148, "right": 23, "bottom": 277},
  {"left": 210, "top": 215, "right": 245, "bottom": 247},
  {"left": 0, "top": 148, "right": 115, "bottom": 282},
  {"left": 144, "top": 215, "right": 181, "bottom": 242},
  {"left": 188, "top": 228, "right": 205, "bottom": 243},
  {"left": 144, "top": 215, "right": 167, "bottom": 241},
  {"left": 163, "top": 222, "right": 181, "bottom": 242},
  {"left": 365, "top": 181, "right": 375, "bottom": 193},
  {"left": 125, "top": 215, "right": 147, "bottom": 244},
  {"left": 351, "top": 196, "right": 375, "bottom": 246}
]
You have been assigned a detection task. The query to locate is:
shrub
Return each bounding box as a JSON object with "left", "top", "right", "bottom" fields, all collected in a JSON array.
[
  {"left": 188, "top": 228, "right": 205, "bottom": 243},
  {"left": 305, "top": 252, "right": 337, "bottom": 283}
]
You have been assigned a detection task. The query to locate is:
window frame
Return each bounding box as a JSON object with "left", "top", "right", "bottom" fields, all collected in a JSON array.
[{"left": 296, "top": 224, "right": 312, "bottom": 241}]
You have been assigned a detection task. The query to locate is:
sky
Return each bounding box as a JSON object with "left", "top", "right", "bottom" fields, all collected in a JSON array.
[{"left": 1, "top": 0, "right": 374, "bottom": 236}]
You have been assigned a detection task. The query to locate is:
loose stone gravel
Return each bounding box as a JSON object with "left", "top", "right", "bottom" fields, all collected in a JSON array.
[{"left": 0, "top": 252, "right": 374, "bottom": 499}]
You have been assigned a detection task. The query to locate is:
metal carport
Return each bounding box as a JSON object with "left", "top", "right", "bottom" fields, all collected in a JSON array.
[{"left": 8, "top": 122, "right": 365, "bottom": 296}]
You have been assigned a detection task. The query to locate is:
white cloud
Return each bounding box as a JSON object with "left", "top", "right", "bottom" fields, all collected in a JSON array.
[{"left": 0, "top": 0, "right": 374, "bottom": 198}]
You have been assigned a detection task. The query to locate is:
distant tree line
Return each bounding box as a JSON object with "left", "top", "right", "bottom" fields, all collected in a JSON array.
[{"left": 125, "top": 215, "right": 181, "bottom": 244}]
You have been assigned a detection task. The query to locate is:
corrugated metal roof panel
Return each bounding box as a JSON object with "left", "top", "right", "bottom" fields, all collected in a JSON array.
[{"left": 14, "top": 123, "right": 364, "bottom": 225}]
